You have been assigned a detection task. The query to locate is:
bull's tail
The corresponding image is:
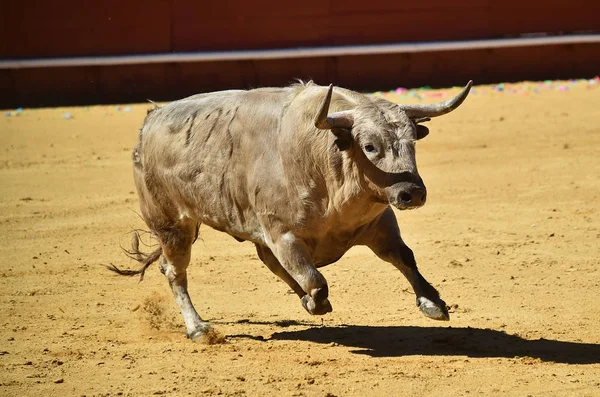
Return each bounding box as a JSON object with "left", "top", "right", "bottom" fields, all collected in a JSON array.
[{"left": 106, "top": 230, "right": 162, "bottom": 281}]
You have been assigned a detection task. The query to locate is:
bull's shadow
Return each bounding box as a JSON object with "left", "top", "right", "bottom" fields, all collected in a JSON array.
[{"left": 270, "top": 325, "right": 600, "bottom": 364}]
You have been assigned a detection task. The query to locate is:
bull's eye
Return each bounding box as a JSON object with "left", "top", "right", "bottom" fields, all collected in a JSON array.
[{"left": 364, "top": 144, "right": 377, "bottom": 153}]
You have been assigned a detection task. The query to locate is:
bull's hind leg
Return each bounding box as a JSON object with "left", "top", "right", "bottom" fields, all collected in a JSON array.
[{"left": 156, "top": 220, "right": 213, "bottom": 340}]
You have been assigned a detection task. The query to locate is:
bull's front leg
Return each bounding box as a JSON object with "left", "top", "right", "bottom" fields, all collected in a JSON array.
[
  {"left": 361, "top": 208, "right": 449, "bottom": 320},
  {"left": 265, "top": 231, "right": 332, "bottom": 315},
  {"left": 375, "top": 244, "right": 449, "bottom": 320}
]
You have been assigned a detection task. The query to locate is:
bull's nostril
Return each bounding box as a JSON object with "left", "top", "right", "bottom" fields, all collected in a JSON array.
[
  {"left": 400, "top": 193, "right": 412, "bottom": 204},
  {"left": 421, "top": 192, "right": 427, "bottom": 203}
]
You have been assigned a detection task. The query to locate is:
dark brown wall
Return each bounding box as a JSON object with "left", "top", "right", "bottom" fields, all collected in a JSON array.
[
  {"left": 3, "top": 0, "right": 599, "bottom": 58},
  {"left": 1, "top": 1, "right": 599, "bottom": 108}
]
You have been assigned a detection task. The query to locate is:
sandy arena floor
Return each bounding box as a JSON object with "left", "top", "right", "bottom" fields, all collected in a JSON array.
[{"left": 1, "top": 81, "right": 599, "bottom": 396}]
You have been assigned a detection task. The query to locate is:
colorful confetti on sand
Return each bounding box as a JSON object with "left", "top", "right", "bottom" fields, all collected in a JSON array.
[{"left": 370, "top": 76, "right": 599, "bottom": 101}]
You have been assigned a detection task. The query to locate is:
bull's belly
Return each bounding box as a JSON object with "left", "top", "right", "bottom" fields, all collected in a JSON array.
[
  {"left": 307, "top": 240, "right": 355, "bottom": 268},
  {"left": 190, "top": 206, "right": 265, "bottom": 244},
  {"left": 173, "top": 181, "right": 364, "bottom": 266},
  {"left": 312, "top": 253, "right": 346, "bottom": 268},
  {"left": 188, "top": 206, "right": 355, "bottom": 266}
]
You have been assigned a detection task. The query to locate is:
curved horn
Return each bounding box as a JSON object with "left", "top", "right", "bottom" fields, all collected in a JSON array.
[
  {"left": 400, "top": 80, "right": 473, "bottom": 119},
  {"left": 315, "top": 84, "right": 334, "bottom": 129},
  {"left": 314, "top": 84, "right": 354, "bottom": 130}
]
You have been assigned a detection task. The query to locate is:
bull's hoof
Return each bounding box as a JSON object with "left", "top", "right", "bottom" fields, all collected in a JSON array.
[
  {"left": 187, "top": 324, "right": 225, "bottom": 344},
  {"left": 417, "top": 296, "right": 450, "bottom": 321},
  {"left": 301, "top": 295, "right": 333, "bottom": 315}
]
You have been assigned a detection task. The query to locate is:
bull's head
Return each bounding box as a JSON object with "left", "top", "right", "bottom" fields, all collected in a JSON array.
[{"left": 315, "top": 81, "right": 472, "bottom": 210}]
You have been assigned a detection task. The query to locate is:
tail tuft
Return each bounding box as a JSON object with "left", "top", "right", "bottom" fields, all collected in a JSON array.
[{"left": 107, "top": 230, "right": 162, "bottom": 281}]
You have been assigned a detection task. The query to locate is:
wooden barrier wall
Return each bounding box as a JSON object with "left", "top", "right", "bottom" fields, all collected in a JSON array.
[
  {"left": 1, "top": 1, "right": 599, "bottom": 107},
  {"left": 3, "top": 0, "right": 599, "bottom": 57}
]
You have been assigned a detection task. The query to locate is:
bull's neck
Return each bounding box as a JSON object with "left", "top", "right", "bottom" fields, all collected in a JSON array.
[
  {"left": 320, "top": 138, "right": 387, "bottom": 221},
  {"left": 285, "top": 124, "right": 386, "bottom": 225}
]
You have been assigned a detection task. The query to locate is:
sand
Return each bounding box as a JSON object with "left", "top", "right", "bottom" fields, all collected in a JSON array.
[{"left": 1, "top": 81, "right": 599, "bottom": 396}]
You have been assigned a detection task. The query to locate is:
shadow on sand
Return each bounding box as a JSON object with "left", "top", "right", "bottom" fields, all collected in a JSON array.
[{"left": 269, "top": 325, "right": 600, "bottom": 364}]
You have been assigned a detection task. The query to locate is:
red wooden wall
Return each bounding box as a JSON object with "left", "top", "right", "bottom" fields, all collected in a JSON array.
[{"left": 1, "top": 0, "right": 599, "bottom": 107}]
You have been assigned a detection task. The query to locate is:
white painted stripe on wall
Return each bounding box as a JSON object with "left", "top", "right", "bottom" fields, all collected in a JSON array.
[{"left": 1, "top": 34, "right": 599, "bottom": 69}]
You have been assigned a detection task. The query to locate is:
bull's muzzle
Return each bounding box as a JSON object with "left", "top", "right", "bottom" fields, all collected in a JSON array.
[{"left": 391, "top": 184, "right": 427, "bottom": 210}]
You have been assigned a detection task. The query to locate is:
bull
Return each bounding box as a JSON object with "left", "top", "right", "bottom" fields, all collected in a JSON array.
[{"left": 108, "top": 80, "right": 473, "bottom": 340}]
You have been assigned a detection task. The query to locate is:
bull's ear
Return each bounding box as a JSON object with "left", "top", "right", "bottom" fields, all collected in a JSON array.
[
  {"left": 331, "top": 127, "right": 352, "bottom": 151},
  {"left": 414, "top": 117, "right": 431, "bottom": 140},
  {"left": 416, "top": 125, "right": 429, "bottom": 140}
]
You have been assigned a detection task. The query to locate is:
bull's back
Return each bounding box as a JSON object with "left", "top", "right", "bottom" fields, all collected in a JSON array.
[{"left": 135, "top": 88, "right": 290, "bottom": 242}]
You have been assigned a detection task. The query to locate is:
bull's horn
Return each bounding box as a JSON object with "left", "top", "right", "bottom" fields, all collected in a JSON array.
[
  {"left": 400, "top": 80, "right": 473, "bottom": 119},
  {"left": 314, "top": 84, "right": 354, "bottom": 130},
  {"left": 315, "top": 84, "right": 334, "bottom": 129}
]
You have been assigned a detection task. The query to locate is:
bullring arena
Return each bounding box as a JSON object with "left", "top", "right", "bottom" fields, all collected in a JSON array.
[
  {"left": 1, "top": 79, "right": 599, "bottom": 396},
  {"left": 2, "top": 1, "right": 600, "bottom": 395}
]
